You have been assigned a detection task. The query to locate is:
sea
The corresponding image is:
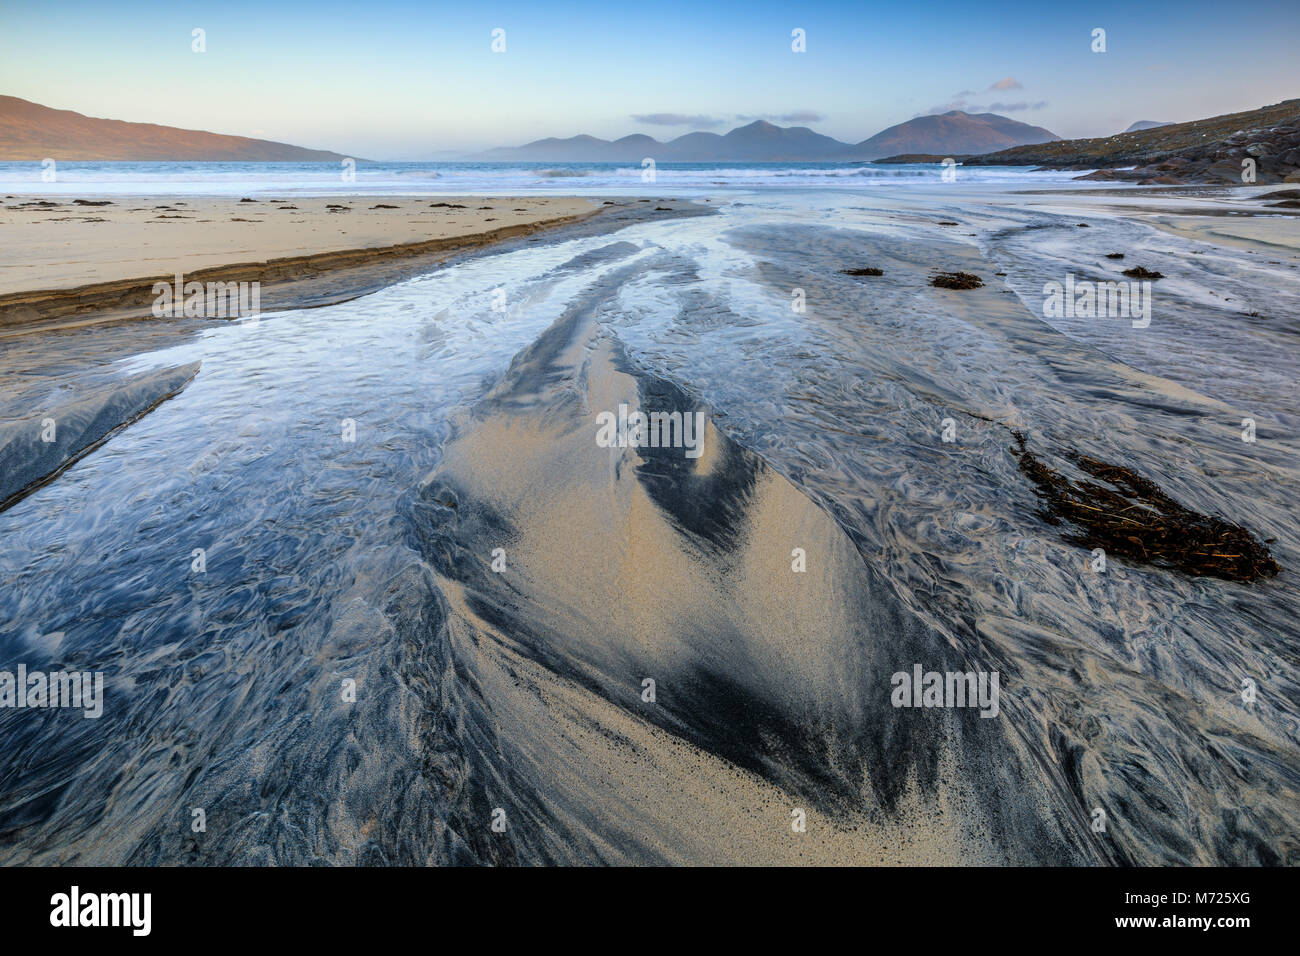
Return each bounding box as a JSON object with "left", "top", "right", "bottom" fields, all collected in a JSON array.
[{"left": 0, "top": 159, "right": 1074, "bottom": 196}]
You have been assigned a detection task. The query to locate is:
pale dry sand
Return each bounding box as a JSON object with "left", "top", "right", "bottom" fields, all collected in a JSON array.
[
  {"left": 1143, "top": 214, "right": 1300, "bottom": 254},
  {"left": 0, "top": 194, "right": 598, "bottom": 295}
]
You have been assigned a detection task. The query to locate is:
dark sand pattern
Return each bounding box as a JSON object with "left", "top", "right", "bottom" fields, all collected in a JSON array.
[{"left": 404, "top": 305, "right": 1091, "bottom": 863}]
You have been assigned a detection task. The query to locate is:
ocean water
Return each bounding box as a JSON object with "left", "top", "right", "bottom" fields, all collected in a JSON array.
[
  {"left": 0, "top": 159, "right": 1077, "bottom": 196},
  {"left": 1, "top": 180, "right": 1298, "bottom": 864}
]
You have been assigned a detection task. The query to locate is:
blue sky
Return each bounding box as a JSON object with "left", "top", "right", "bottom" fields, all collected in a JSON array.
[{"left": 1, "top": 0, "right": 1297, "bottom": 159}]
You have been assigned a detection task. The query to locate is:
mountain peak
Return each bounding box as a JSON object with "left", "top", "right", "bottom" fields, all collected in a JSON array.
[{"left": 856, "top": 110, "right": 1059, "bottom": 159}]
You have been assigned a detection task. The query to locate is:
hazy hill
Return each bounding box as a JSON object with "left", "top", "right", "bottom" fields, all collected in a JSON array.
[
  {"left": 706, "top": 121, "right": 852, "bottom": 161},
  {"left": 851, "top": 110, "right": 1059, "bottom": 159},
  {"left": 0, "top": 95, "right": 352, "bottom": 161}
]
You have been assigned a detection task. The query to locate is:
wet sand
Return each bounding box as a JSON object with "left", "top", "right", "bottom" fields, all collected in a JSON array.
[{"left": 0, "top": 184, "right": 1296, "bottom": 866}]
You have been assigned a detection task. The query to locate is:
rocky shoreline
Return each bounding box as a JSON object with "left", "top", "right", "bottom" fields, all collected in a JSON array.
[{"left": 880, "top": 98, "right": 1300, "bottom": 185}]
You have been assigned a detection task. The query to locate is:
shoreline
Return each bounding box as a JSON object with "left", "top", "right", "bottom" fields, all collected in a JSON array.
[{"left": 0, "top": 196, "right": 698, "bottom": 333}]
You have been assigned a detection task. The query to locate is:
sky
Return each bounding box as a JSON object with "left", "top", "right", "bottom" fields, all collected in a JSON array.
[{"left": 1, "top": 0, "right": 1297, "bottom": 160}]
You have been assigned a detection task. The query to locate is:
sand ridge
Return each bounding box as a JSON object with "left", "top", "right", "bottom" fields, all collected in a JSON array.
[{"left": 399, "top": 295, "right": 1096, "bottom": 864}]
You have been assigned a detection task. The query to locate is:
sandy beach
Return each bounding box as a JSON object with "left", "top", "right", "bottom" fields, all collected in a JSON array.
[
  {"left": 2, "top": 175, "right": 1297, "bottom": 867},
  {"left": 0, "top": 195, "right": 630, "bottom": 330}
]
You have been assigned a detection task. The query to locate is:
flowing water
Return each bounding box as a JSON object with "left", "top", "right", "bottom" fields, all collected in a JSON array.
[{"left": 1, "top": 184, "right": 1297, "bottom": 864}]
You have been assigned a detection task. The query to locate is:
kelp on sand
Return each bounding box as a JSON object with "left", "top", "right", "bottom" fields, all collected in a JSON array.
[{"left": 1011, "top": 431, "right": 1279, "bottom": 582}]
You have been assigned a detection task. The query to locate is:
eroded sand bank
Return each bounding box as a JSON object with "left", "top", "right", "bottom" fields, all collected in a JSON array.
[{"left": 0, "top": 195, "right": 619, "bottom": 329}]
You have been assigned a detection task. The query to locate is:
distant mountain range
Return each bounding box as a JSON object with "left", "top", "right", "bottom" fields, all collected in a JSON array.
[
  {"left": 0, "top": 95, "right": 351, "bottom": 161},
  {"left": 0, "top": 94, "right": 1062, "bottom": 163},
  {"left": 466, "top": 121, "right": 848, "bottom": 162},
  {"left": 465, "top": 111, "right": 1059, "bottom": 162},
  {"left": 1124, "top": 120, "right": 1172, "bottom": 132}
]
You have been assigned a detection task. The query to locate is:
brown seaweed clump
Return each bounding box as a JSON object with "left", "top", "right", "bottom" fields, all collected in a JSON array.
[
  {"left": 1105, "top": 252, "right": 1125, "bottom": 259},
  {"left": 1122, "top": 266, "right": 1164, "bottom": 279},
  {"left": 932, "top": 272, "right": 983, "bottom": 289},
  {"left": 841, "top": 267, "right": 884, "bottom": 277},
  {"left": 1010, "top": 431, "right": 1279, "bottom": 582}
]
